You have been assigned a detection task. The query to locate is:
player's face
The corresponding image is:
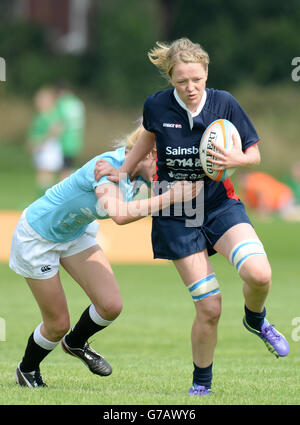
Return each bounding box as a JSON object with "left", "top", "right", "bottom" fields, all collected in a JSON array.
[
  {"left": 132, "top": 151, "right": 156, "bottom": 182},
  {"left": 34, "top": 91, "right": 55, "bottom": 112},
  {"left": 171, "top": 61, "right": 208, "bottom": 113}
]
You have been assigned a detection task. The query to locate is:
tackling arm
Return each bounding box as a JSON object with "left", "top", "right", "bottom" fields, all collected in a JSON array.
[{"left": 95, "top": 181, "right": 199, "bottom": 225}]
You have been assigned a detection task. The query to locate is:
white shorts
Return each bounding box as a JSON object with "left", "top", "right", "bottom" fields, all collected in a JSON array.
[
  {"left": 33, "top": 139, "right": 63, "bottom": 172},
  {"left": 9, "top": 211, "right": 100, "bottom": 280}
]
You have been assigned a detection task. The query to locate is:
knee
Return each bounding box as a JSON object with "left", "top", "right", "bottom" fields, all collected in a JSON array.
[
  {"left": 96, "top": 299, "right": 123, "bottom": 321},
  {"left": 196, "top": 295, "right": 222, "bottom": 326},
  {"left": 241, "top": 261, "right": 272, "bottom": 288},
  {"left": 203, "top": 303, "right": 222, "bottom": 326},
  {"left": 44, "top": 316, "right": 70, "bottom": 341}
]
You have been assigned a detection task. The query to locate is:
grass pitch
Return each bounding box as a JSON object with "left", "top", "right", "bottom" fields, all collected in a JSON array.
[{"left": 0, "top": 220, "right": 299, "bottom": 405}]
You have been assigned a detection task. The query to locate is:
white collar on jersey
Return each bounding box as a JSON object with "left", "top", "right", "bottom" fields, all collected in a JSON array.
[{"left": 173, "top": 88, "right": 207, "bottom": 130}]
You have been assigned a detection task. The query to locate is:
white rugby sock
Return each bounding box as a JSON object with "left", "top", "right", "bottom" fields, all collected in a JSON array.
[
  {"left": 33, "top": 323, "right": 61, "bottom": 350},
  {"left": 89, "top": 304, "right": 114, "bottom": 327},
  {"left": 20, "top": 323, "right": 60, "bottom": 373}
]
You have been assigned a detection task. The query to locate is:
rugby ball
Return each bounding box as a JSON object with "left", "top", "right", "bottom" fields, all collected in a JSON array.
[{"left": 200, "top": 119, "right": 242, "bottom": 181}]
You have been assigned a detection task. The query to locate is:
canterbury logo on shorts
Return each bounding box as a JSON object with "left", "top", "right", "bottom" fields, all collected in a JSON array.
[{"left": 41, "top": 265, "right": 52, "bottom": 273}]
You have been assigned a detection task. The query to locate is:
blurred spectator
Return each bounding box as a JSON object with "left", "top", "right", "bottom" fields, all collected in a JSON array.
[
  {"left": 27, "top": 86, "right": 63, "bottom": 198},
  {"left": 238, "top": 171, "right": 300, "bottom": 221},
  {"left": 55, "top": 81, "right": 85, "bottom": 179},
  {"left": 282, "top": 161, "right": 300, "bottom": 206}
]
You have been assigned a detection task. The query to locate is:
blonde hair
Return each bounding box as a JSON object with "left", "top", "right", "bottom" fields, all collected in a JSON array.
[
  {"left": 114, "top": 125, "right": 145, "bottom": 152},
  {"left": 114, "top": 124, "right": 157, "bottom": 154},
  {"left": 148, "top": 37, "right": 210, "bottom": 81}
]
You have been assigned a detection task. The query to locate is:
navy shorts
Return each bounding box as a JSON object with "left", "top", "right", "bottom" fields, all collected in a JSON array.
[{"left": 151, "top": 199, "right": 252, "bottom": 260}]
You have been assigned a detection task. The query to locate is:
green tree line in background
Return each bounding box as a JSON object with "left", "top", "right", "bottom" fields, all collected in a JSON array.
[{"left": 0, "top": 0, "right": 299, "bottom": 106}]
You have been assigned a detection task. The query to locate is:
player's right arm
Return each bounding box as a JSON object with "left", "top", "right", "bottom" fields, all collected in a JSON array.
[
  {"left": 94, "top": 128, "right": 155, "bottom": 182},
  {"left": 207, "top": 133, "right": 261, "bottom": 171},
  {"left": 95, "top": 181, "right": 200, "bottom": 225}
]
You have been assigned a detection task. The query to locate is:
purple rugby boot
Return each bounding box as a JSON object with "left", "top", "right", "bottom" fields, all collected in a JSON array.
[
  {"left": 243, "top": 317, "right": 289, "bottom": 358},
  {"left": 188, "top": 384, "right": 211, "bottom": 396}
]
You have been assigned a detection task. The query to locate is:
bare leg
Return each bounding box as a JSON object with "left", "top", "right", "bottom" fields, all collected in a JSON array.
[
  {"left": 26, "top": 272, "right": 70, "bottom": 341},
  {"left": 36, "top": 170, "right": 57, "bottom": 196},
  {"left": 214, "top": 223, "right": 272, "bottom": 313},
  {"left": 173, "top": 251, "right": 221, "bottom": 368},
  {"left": 16, "top": 272, "right": 70, "bottom": 381},
  {"left": 60, "top": 245, "right": 121, "bottom": 375},
  {"left": 60, "top": 245, "right": 122, "bottom": 321}
]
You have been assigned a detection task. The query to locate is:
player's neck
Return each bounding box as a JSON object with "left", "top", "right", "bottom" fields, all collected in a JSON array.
[{"left": 174, "top": 89, "right": 207, "bottom": 116}]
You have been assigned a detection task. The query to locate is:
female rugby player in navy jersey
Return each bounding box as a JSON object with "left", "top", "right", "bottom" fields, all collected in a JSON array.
[{"left": 95, "top": 38, "right": 289, "bottom": 396}]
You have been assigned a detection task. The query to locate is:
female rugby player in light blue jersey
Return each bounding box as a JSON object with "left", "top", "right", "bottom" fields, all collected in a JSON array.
[
  {"left": 10, "top": 125, "right": 198, "bottom": 388},
  {"left": 95, "top": 38, "right": 289, "bottom": 396}
]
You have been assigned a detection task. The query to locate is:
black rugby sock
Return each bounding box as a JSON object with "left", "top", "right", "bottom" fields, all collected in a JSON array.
[
  {"left": 244, "top": 305, "right": 266, "bottom": 331},
  {"left": 65, "top": 306, "right": 106, "bottom": 349},
  {"left": 20, "top": 333, "right": 52, "bottom": 373},
  {"left": 193, "top": 362, "right": 213, "bottom": 389}
]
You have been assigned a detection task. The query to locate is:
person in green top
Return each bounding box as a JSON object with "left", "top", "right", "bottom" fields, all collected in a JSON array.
[
  {"left": 55, "top": 82, "right": 85, "bottom": 179},
  {"left": 27, "top": 86, "right": 63, "bottom": 197}
]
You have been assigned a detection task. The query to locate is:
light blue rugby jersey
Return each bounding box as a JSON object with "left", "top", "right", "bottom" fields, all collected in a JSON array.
[{"left": 25, "top": 147, "right": 147, "bottom": 242}]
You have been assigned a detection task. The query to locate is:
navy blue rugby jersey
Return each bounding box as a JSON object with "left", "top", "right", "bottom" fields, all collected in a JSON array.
[{"left": 143, "top": 87, "right": 259, "bottom": 216}]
